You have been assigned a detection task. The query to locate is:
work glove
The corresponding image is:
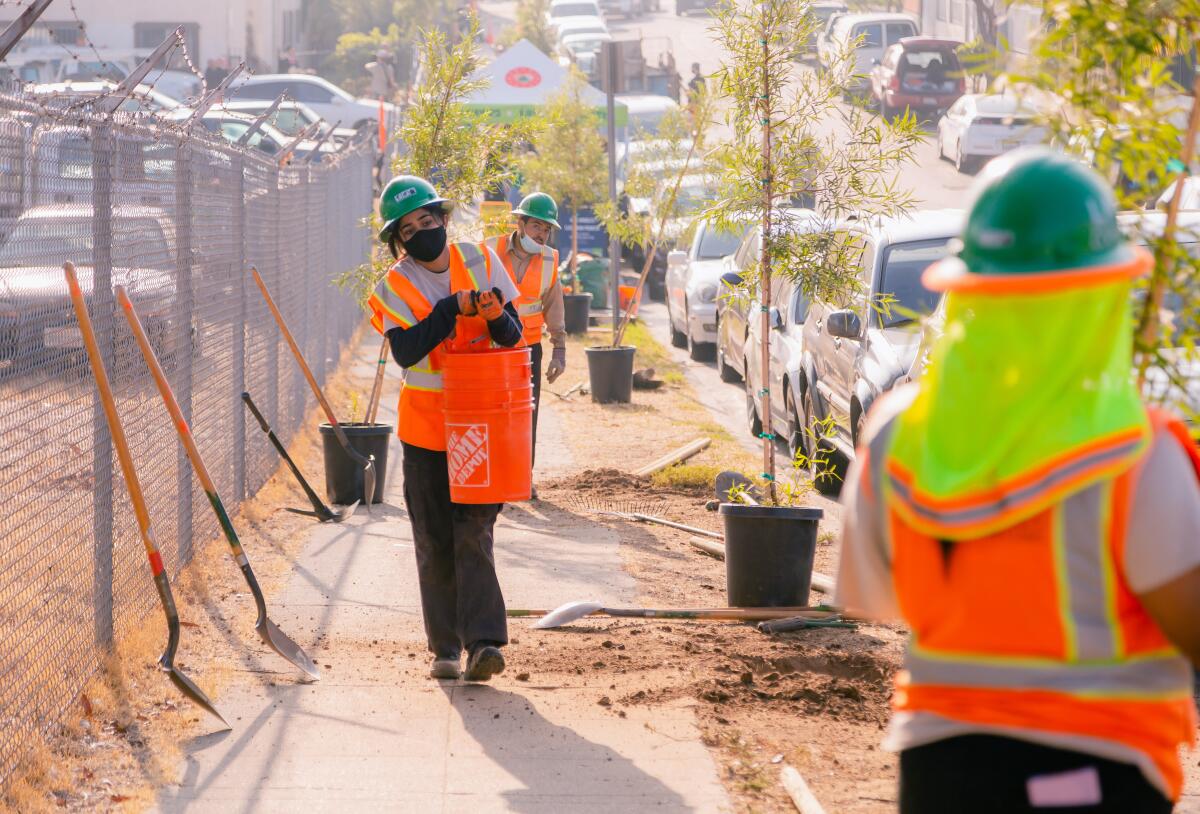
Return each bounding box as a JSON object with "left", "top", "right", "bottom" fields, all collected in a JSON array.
[
  {"left": 476, "top": 288, "right": 505, "bottom": 321},
  {"left": 456, "top": 290, "right": 478, "bottom": 316},
  {"left": 546, "top": 346, "right": 567, "bottom": 383}
]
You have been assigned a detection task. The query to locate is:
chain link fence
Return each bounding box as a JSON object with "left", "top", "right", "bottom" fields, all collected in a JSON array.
[{"left": 0, "top": 85, "right": 374, "bottom": 786}]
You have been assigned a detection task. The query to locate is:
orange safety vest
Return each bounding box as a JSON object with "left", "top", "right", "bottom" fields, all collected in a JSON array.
[
  {"left": 485, "top": 232, "right": 557, "bottom": 345},
  {"left": 886, "top": 407, "right": 1200, "bottom": 800},
  {"left": 366, "top": 243, "right": 495, "bottom": 450}
]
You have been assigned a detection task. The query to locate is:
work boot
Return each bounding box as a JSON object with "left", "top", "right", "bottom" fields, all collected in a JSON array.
[
  {"left": 464, "top": 645, "right": 505, "bottom": 682},
  {"left": 430, "top": 655, "right": 461, "bottom": 680}
]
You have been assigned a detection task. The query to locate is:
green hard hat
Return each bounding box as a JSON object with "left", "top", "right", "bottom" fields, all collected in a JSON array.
[
  {"left": 513, "top": 192, "right": 560, "bottom": 229},
  {"left": 378, "top": 176, "right": 451, "bottom": 243},
  {"left": 926, "top": 147, "right": 1135, "bottom": 290}
]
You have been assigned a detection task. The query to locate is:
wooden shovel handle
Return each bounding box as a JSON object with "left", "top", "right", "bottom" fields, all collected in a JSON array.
[
  {"left": 65, "top": 264, "right": 164, "bottom": 573},
  {"left": 116, "top": 286, "right": 218, "bottom": 495},
  {"left": 250, "top": 267, "right": 347, "bottom": 440}
]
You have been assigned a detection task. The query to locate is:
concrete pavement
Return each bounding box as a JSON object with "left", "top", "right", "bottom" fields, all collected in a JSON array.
[{"left": 153, "top": 337, "right": 729, "bottom": 814}]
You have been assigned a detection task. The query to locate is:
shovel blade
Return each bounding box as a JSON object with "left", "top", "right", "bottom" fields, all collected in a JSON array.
[
  {"left": 533, "top": 600, "right": 606, "bottom": 630},
  {"left": 362, "top": 458, "right": 376, "bottom": 512},
  {"left": 337, "top": 499, "right": 360, "bottom": 522},
  {"left": 164, "top": 663, "right": 229, "bottom": 728},
  {"left": 257, "top": 617, "right": 322, "bottom": 680}
]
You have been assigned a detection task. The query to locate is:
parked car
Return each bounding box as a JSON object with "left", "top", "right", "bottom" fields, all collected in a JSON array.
[
  {"left": 167, "top": 109, "right": 338, "bottom": 161},
  {"left": 560, "top": 31, "right": 613, "bottom": 60},
  {"left": 213, "top": 100, "right": 360, "bottom": 144},
  {"left": 816, "top": 12, "right": 850, "bottom": 69},
  {"left": 228, "top": 74, "right": 398, "bottom": 134},
  {"left": 30, "top": 80, "right": 182, "bottom": 114},
  {"left": 676, "top": 0, "right": 719, "bottom": 15},
  {"left": 800, "top": 209, "right": 963, "bottom": 491},
  {"left": 599, "top": 0, "right": 642, "bottom": 18},
  {"left": 937, "top": 93, "right": 1047, "bottom": 174},
  {"left": 869, "top": 37, "right": 964, "bottom": 120},
  {"left": 548, "top": 0, "right": 605, "bottom": 31},
  {"left": 27, "top": 125, "right": 175, "bottom": 208},
  {"left": 716, "top": 209, "right": 820, "bottom": 384},
  {"left": 0, "top": 205, "right": 185, "bottom": 370},
  {"left": 822, "top": 12, "right": 919, "bottom": 92},
  {"left": 634, "top": 172, "right": 716, "bottom": 301},
  {"left": 743, "top": 276, "right": 812, "bottom": 453},
  {"left": 618, "top": 93, "right": 681, "bottom": 141},
  {"left": 666, "top": 219, "right": 749, "bottom": 359},
  {"left": 803, "top": 3, "right": 849, "bottom": 55}
]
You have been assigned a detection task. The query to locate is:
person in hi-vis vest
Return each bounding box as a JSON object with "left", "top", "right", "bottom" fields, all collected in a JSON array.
[
  {"left": 838, "top": 148, "right": 1200, "bottom": 813},
  {"left": 367, "top": 176, "right": 522, "bottom": 683},
  {"left": 482, "top": 192, "right": 566, "bottom": 499}
]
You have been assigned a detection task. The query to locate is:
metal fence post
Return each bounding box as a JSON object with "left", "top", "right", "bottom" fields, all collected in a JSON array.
[
  {"left": 174, "top": 138, "right": 194, "bottom": 565},
  {"left": 301, "top": 165, "right": 312, "bottom": 412},
  {"left": 232, "top": 153, "right": 247, "bottom": 501},
  {"left": 89, "top": 123, "right": 114, "bottom": 647},
  {"left": 270, "top": 164, "right": 280, "bottom": 430}
]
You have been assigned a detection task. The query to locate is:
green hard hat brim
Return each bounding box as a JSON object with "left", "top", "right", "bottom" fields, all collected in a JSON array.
[
  {"left": 378, "top": 198, "right": 453, "bottom": 243},
  {"left": 512, "top": 206, "right": 560, "bottom": 230},
  {"left": 923, "top": 243, "right": 1151, "bottom": 294}
]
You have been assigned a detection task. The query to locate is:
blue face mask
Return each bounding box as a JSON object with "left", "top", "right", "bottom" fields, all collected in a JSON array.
[{"left": 519, "top": 232, "right": 543, "bottom": 254}]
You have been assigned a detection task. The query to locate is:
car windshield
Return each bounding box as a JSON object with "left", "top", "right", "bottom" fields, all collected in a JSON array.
[
  {"left": 552, "top": 2, "right": 597, "bottom": 16},
  {"left": 698, "top": 225, "right": 742, "bottom": 259},
  {"left": 875, "top": 237, "right": 952, "bottom": 327},
  {"left": 674, "top": 182, "right": 713, "bottom": 213},
  {"left": 0, "top": 218, "right": 169, "bottom": 267},
  {"left": 270, "top": 109, "right": 309, "bottom": 135},
  {"left": 901, "top": 49, "right": 960, "bottom": 70}
]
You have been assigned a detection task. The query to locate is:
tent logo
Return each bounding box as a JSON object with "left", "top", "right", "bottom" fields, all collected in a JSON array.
[{"left": 505, "top": 67, "right": 542, "bottom": 88}]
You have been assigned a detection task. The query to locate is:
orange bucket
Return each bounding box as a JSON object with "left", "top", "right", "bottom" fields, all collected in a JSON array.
[
  {"left": 442, "top": 348, "right": 533, "bottom": 503},
  {"left": 619, "top": 284, "right": 640, "bottom": 318}
]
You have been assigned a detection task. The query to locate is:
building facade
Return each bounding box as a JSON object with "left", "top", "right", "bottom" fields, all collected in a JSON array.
[{"left": 1, "top": 0, "right": 302, "bottom": 73}]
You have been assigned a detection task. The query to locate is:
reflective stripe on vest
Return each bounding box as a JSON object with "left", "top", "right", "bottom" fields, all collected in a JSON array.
[
  {"left": 487, "top": 233, "right": 556, "bottom": 340},
  {"left": 885, "top": 408, "right": 1198, "bottom": 799},
  {"left": 886, "top": 426, "right": 1148, "bottom": 539},
  {"left": 365, "top": 243, "right": 494, "bottom": 449}
]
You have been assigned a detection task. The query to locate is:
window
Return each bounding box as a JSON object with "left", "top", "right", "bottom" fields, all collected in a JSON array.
[
  {"left": 282, "top": 10, "right": 298, "bottom": 48},
  {"left": 950, "top": 0, "right": 964, "bottom": 24},
  {"left": 854, "top": 24, "right": 883, "bottom": 49},
  {"left": 885, "top": 22, "right": 916, "bottom": 45},
  {"left": 874, "top": 237, "right": 953, "bottom": 327},
  {"left": 697, "top": 225, "right": 743, "bottom": 260},
  {"left": 234, "top": 81, "right": 288, "bottom": 101},
  {"left": 133, "top": 23, "right": 200, "bottom": 69},
  {"left": 289, "top": 82, "right": 335, "bottom": 104},
  {"left": 937, "top": 0, "right": 950, "bottom": 22}
]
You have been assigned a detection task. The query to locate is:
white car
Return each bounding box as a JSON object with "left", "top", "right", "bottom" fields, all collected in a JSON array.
[
  {"left": 821, "top": 12, "right": 918, "bottom": 90},
  {"left": 937, "top": 93, "right": 1047, "bottom": 174},
  {"left": 556, "top": 17, "right": 610, "bottom": 40},
  {"left": 214, "top": 100, "right": 360, "bottom": 143},
  {"left": 30, "top": 80, "right": 182, "bottom": 114},
  {"left": 666, "top": 219, "right": 749, "bottom": 359},
  {"left": 229, "top": 74, "right": 398, "bottom": 134},
  {"left": 548, "top": 0, "right": 604, "bottom": 26},
  {"left": 617, "top": 93, "right": 680, "bottom": 140},
  {"left": 1156, "top": 176, "right": 1200, "bottom": 210}
]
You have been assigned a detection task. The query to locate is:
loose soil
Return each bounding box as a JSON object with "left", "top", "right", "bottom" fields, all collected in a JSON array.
[{"left": 533, "top": 324, "right": 906, "bottom": 813}]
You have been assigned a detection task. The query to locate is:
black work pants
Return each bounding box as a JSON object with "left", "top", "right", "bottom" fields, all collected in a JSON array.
[
  {"left": 899, "top": 735, "right": 1172, "bottom": 814},
  {"left": 530, "top": 340, "right": 542, "bottom": 469},
  {"left": 401, "top": 442, "right": 508, "bottom": 658}
]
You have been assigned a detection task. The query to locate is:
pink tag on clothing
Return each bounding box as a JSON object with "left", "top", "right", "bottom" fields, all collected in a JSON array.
[{"left": 1026, "top": 766, "right": 1103, "bottom": 807}]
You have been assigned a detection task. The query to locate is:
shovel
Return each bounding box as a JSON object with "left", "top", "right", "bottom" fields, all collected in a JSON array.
[
  {"left": 242, "top": 391, "right": 358, "bottom": 523},
  {"left": 65, "top": 264, "right": 227, "bottom": 727},
  {"left": 250, "top": 267, "right": 376, "bottom": 509},
  {"left": 532, "top": 600, "right": 842, "bottom": 630},
  {"left": 117, "top": 288, "right": 321, "bottom": 681}
]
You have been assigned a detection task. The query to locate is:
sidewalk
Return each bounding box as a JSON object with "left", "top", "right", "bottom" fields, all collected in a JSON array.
[{"left": 153, "top": 337, "right": 730, "bottom": 813}]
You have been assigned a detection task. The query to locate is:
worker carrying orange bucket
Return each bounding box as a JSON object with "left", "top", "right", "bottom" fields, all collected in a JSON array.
[
  {"left": 837, "top": 148, "right": 1200, "bottom": 813},
  {"left": 367, "top": 175, "right": 528, "bottom": 684}
]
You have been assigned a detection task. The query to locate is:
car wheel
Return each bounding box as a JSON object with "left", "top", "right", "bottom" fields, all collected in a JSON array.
[
  {"left": 786, "top": 390, "right": 810, "bottom": 465},
  {"left": 717, "top": 342, "right": 741, "bottom": 383},
  {"left": 648, "top": 276, "right": 667, "bottom": 302},
  {"left": 746, "top": 388, "right": 763, "bottom": 438},
  {"left": 667, "top": 301, "right": 687, "bottom": 348},
  {"left": 685, "top": 304, "right": 715, "bottom": 361},
  {"left": 803, "top": 384, "right": 845, "bottom": 497}
]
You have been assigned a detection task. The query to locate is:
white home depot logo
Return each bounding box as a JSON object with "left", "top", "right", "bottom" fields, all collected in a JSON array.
[{"left": 446, "top": 423, "right": 490, "bottom": 487}]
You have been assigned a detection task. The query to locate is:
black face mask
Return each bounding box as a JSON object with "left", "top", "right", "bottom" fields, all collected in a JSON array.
[{"left": 402, "top": 225, "right": 447, "bottom": 264}]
